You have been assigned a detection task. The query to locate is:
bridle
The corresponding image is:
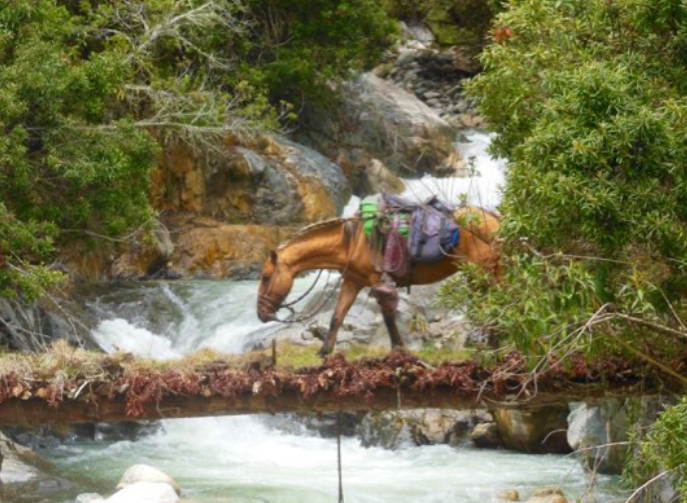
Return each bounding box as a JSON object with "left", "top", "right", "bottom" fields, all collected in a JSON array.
[
  {"left": 258, "top": 220, "right": 359, "bottom": 324},
  {"left": 258, "top": 264, "right": 330, "bottom": 323}
]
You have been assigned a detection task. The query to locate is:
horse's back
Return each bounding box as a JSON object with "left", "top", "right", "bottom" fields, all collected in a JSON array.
[{"left": 454, "top": 206, "right": 500, "bottom": 243}]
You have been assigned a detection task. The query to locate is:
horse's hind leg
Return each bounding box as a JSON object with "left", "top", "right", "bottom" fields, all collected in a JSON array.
[
  {"left": 319, "top": 278, "right": 362, "bottom": 358},
  {"left": 371, "top": 281, "right": 405, "bottom": 349}
]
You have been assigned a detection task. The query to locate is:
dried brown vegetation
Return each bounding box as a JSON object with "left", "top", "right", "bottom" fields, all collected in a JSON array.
[{"left": 0, "top": 342, "right": 683, "bottom": 426}]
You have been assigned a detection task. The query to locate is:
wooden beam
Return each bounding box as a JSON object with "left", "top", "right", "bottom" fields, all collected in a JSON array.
[{"left": 0, "top": 383, "right": 651, "bottom": 427}]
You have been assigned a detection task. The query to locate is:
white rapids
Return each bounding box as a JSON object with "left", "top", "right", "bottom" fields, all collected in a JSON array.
[{"left": 43, "top": 132, "right": 621, "bottom": 503}]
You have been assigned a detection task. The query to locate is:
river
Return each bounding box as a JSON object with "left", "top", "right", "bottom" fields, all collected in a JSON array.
[{"left": 35, "top": 132, "right": 623, "bottom": 503}]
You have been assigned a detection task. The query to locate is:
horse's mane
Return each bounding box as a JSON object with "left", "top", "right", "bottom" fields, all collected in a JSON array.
[{"left": 277, "top": 217, "right": 360, "bottom": 251}]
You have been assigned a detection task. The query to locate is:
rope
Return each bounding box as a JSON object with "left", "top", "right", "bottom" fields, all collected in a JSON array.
[
  {"left": 281, "top": 269, "right": 324, "bottom": 309},
  {"left": 337, "top": 411, "right": 345, "bottom": 503}
]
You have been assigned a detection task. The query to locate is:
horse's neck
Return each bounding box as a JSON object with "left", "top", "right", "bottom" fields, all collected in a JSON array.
[{"left": 280, "top": 225, "right": 348, "bottom": 274}]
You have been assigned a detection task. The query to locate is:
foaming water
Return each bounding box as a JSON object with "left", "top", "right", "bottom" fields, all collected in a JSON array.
[
  {"left": 49, "top": 414, "right": 620, "bottom": 503},
  {"left": 84, "top": 276, "right": 324, "bottom": 357},
  {"left": 41, "top": 131, "right": 622, "bottom": 503},
  {"left": 402, "top": 131, "right": 506, "bottom": 209}
]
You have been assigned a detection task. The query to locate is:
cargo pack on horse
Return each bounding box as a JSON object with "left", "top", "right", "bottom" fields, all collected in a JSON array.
[{"left": 257, "top": 198, "right": 500, "bottom": 357}]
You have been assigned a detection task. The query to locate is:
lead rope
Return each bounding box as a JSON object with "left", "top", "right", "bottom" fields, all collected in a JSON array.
[{"left": 337, "top": 411, "right": 345, "bottom": 503}]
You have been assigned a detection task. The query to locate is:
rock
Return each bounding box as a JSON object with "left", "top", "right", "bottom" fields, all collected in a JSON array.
[
  {"left": 117, "top": 464, "right": 181, "bottom": 495},
  {"left": 396, "top": 50, "right": 417, "bottom": 67},
  {"left": 526, "top": 488, "right": 568, "bottom": 503},
  {"left": 470, "top": 422, "right": 501, "bottom": 448},
  {"left": 153, "top": 134, "right": 350, "bottom": 226},
  {"left": 300, "top": 73, "right": 457, "bottom": 179},
  {"left": 566, "top": 400, "right": 628, "bottom": 475},
  {"left": 492, "top": 406, "right": 571, "bottom": 454},
  {"left": 459, "top": 113, "right": 476, "bottom": 128},
  {"left": 401, "top": 23, "right": 435, "bottom": 46},
  {"left": 163, "top": 214, "right": 292, "bottom": 280},
  {"left": 110, "top": 219, "right": 174, "bottom": 280},
  {"left": 107, "top": 482, "right": 179, "bottom": 503},
  {"left": 358, "top": 411, "right": 416, "bottom": 449},
  {"left": 0, "top": 432, "right": 73, "bottom": 501},
  {"left": 75, "top": 494, "right": 106, "bottom": 503},
  {"left": 498, "top": 489, "right": 521, "bottom": 501},
  {"left": 365, "top": 159, "right": 405, "bottom": 195},
  {"left": 372, "top": 63, "right": 394, "bottom": 79},
  {"left": 357, "top": 409, "right": 487, "bottom": 449}
]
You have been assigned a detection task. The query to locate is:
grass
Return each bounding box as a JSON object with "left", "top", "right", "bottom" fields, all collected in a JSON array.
[{"left": 0, "top": 340, "right": 475, "bottom": 384}]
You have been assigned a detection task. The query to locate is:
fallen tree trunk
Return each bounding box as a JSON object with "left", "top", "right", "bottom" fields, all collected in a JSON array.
[
  {"left": 0, "top": 382, "right": 654, "bottom": 427},
  {"left": 0, "top": 349, "right": 683, "bottom": 426}
]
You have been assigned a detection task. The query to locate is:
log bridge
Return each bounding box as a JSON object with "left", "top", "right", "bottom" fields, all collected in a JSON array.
[{"left": 0, "top": 349, "right": 684, "bottom": 426}]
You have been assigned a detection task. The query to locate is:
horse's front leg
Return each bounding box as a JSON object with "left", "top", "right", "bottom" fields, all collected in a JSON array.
[
  {"left": 319, "top": 278, "right": 362, "bottom": 358},
  {"left": 371, "top": 281, "right": 405, "bottom": 349}
]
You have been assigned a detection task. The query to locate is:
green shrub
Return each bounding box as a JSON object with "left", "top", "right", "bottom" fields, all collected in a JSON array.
[
  {"left": 625, "top": 397, "right": 687, "bottom": 503},
  {"left": 447, "top": 0, "right": 687, "bottom": 357}
]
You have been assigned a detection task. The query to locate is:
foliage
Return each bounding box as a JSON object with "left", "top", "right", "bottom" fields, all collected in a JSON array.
[
  {"left": 0, "top": 0, "right": 396, "bottom": 299},
  {"left": 382, "top": 0, "right": 494, "bottom": 46},
  {"left": 448, "top": 0, "right": 687, "bottom": 357},
  {"left": 237, "top": 0, "right": 397, "bottom": 102},
  {"left": 625, "top": 397, "right": 687, "bottom": 503}
]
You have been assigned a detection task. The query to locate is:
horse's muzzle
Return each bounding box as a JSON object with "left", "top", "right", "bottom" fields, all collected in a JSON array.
[
  {"left": 257, "top": 310, "right": 276, "bottom": 323},
  {"left": 257, "top": 296, "right": 278, "bottom": 323}
]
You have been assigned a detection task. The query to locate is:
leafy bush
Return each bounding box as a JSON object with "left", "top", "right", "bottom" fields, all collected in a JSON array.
[
  {"left": 625, "top": 397, "right": 687, "bottom": 503},
  {"left": 449, "top": 0, "right": 687, "bottom": 357}
]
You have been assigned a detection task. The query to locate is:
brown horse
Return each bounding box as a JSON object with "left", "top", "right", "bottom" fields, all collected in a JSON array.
[{"left": 257, "top": 207, "right": 500, "bottom": 356}]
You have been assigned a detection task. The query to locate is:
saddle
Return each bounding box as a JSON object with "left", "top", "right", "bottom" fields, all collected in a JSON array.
[{"left": 359, "top": 194, "right": 461, "bottom": 285}]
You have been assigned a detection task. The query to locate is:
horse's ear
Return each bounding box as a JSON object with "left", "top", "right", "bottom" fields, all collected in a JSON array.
[{"left": 270, "top": 250, "right": 278, "bottom": 264}]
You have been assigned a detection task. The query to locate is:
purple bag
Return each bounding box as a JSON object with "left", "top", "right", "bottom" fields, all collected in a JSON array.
[{"left": 408, "top": 206, "right": 460, "bottom": 262}]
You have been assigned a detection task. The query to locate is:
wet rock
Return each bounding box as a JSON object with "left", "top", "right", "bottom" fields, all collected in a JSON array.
[
  {"left": 110, "top": 219, "right": 174, "bottom": 280},
  {"left": 117, "top": 464, "right": 181, "bottom": 495},
  {"left": 470, "top": 422, "right": 501, "bottom": 448},
  {"left": 357, "top": 411, "right": 416, "bottom": 449},
  {"left": 492, "top": 406, "right": 571, "bottom": 454},
  {"left": 0, "top": 432, "right": 73, "bottom": 502},
  {"left": 107, "top": 482, "right": 179, "bottom": 503},
  {"left": 155, "top": 135, "right": 350, "bottom": 226},
  {"left": 365, "top": 159, "right": 405, "bottom": 195},
  {"left": 567, "top": 400, "right": 628, "bottom": 475},
  {"left": 358, "top": 409, "right": 488, "bottom": 449},
  {"left": 0, "top": 295, "right": 95, "bottom": 351},
  {"left": 300, "top": 73, "right": 459, "bottom": 181},
  {"left": 498, "top": 489, "right": 521, "bottom": 501},
  {"left": 164, "top": 214, "right": 292, "bottom": 280},
  {"left": 526, "top": 488, "right": 568, "bottom": 503}
]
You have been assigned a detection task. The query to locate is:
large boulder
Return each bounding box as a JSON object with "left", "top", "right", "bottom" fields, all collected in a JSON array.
[
  {"left": 567, "top": 400, "right": 629, "bottom": 475},
  {"left": 163, "top": 214, "right": 293, "bottom": 279},
  {"left": 301, "top": 73, "right": 458, "bottom": 182},
  {"left": 153, "top": 134, "right": 350, "bottom": 226},
  {"left": 492, "top": 406, "right": 571, "bottom": 454}
]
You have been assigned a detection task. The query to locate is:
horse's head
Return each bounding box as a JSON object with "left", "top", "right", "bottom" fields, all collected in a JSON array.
[{"left": 257, "top": 250, "right": 295, "bottom": 322}]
